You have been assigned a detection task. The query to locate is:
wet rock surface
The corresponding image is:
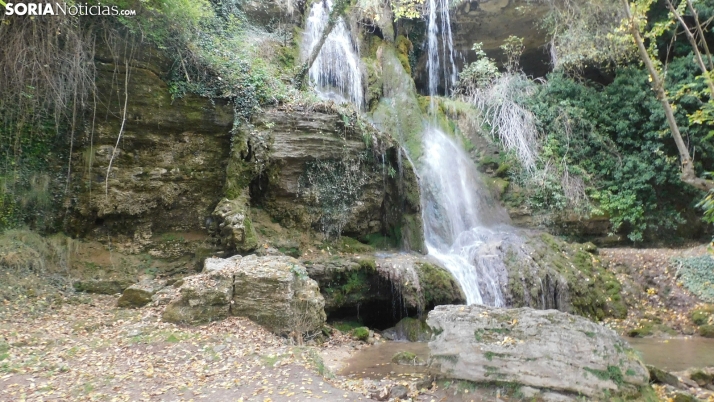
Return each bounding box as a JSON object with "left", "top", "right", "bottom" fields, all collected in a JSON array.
[
  {"left": 427, "top": 304, "right": 649, "bottom": 398},
  {"left": 304, "top": 252, "right": 464, "bottom": 328}
]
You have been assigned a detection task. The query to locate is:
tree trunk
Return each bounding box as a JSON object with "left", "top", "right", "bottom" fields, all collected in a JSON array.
[
  {"left": 294, "top": 0, "right": 347, "bottom": 89},
  {"left": 686, "top": 0, "right": 714, "bottom": 70},
  {"left": 665, "top": 0, "right": 714, "bottom": 97},
  {"left": 622, "top": 0, "right": 714, "bottom": 192}
]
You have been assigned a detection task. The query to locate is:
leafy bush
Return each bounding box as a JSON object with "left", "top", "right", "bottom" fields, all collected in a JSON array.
[
  {"left": 518, "top": 57, "right": 713, "bottom": 241},
  {"left": 673, "top": 255, "right": 714, "bottom": 303}
]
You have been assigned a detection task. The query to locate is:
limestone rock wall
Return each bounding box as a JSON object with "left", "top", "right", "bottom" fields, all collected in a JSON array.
[
  {"left": 238, "top": 106, "right": 424, "bottom": 251},
  {"left": 66, "top": 45, "right": 233, "bottom": 246}
]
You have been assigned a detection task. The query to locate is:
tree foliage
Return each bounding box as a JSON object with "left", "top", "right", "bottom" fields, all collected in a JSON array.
[{"left": 521, "top": 56, "right": 714, "bottom": 241}]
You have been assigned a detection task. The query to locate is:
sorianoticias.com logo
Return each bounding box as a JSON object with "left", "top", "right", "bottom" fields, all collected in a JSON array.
[{"left": 2, "top": 1, "right": 137, "bottom": 16}]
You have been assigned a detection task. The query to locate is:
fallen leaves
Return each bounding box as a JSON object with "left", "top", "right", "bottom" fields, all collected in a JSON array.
[{"left": 0, "top": 294, "right": 371, "bottom": 401}]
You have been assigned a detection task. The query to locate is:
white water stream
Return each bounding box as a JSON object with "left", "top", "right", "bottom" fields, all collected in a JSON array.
[
  {"left": 302, "top": 0, "right": 363, "bottom": 108},
  {"left": 422, "top": 0, "right": 510, "bottom": 306}
]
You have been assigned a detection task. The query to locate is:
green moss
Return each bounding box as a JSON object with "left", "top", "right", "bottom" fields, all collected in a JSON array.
[
  {"left": 331, "top": 320, "right": 362, "bottom": 333},
  {"left": 330, "top": 236, "right": 374, "bottom": 253},
  {"left": 699, "top": 324, "right": 714, "bottom": 338},
  {"left": 369, "top": 45, "right": 426, "bottom": 162},
  {"left": 505, "top": 233, "right": 627, "bottom": 321},
  {"left": 391, "top": 351, "right": 425, "bottom": 365},
  {"left": 433, "top": 354, "right": 458, "bottom": 364},
  {"left": 486, "top": 177, "right": 509, "bottom": 199},
  {"left": 241, "top": 216, "right": 258, "bottom": 252},
  {"left": 584, "top": 365, "right": 624, "bottom": 387},
  {"left": 351, "top": 327, "right": 370, "bottom": 341},
  {"left": 691, "top": 307, "right": 713, "bottom": 326},
  {"left": 483, "top": 351, "right": 510, "bottom": 361},
  {"left": 415, "top": 262, "right": 466, "bottom": 306},
  {"left": 393, "top": 317, "right": 433, "bottom": 342},
  {"left": 627, "top": 322, "right": 654, "bottom": 338},
  {"left": 321, "top": 261, "right": 378, "bottom": 309},
  {"left": 474, "top": 330, "right": 482, "bottom": 341}
]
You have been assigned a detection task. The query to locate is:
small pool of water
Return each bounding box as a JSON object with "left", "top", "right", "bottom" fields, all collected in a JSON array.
[
  {"left": 339, "top": 342, "right": 431, "bottom": 379},
  {"left": 627, "top": 337, "right": 714, "bottom": 372}
]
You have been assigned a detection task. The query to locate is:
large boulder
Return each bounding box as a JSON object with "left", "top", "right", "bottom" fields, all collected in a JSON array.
[
  {"left": 162, "top": 268, "right": 234, "bottom": 324},
  {"left": 228, "top": 255, "right": 326, "bottom": 336},
  {"left": 117, "top": 280, "right": 164, "bottom": 307},
  {"left": 163, "top": 255, "right": 326, "bottom": 335},
  {"left": 427, "top": 305, "right": 649, "bottom": 399}
]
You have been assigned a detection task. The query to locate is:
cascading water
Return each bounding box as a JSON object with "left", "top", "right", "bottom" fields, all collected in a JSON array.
[
  {"left": 421, "top": 128, "right": 510, "bottom": 306},
  {"left": 426, "top": 0, "right": 457, "bottom": 100},
  {"left": 421, "top": 0, "right": 510, "bottom": 306},
  {"left": 302, "top": 0, "right": 363, "bottom": 108}
]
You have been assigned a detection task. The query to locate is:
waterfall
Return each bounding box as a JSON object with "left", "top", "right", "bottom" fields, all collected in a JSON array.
[
  {"left": 422, "top": 0, "right": 509, "bottom": 306},
  {"left": 302, "top": 0, "right": 363, "bottom": 108},
  {"left": 421, "top": 128, "right": 510, "bottom": 306},
  {"left": 426, "top": 0, "right": 457, "bottom": 101}
]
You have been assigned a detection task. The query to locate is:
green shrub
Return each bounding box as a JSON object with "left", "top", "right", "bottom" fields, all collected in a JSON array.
[
  {"left": 516, "top": 57, "right": 714, "bottom": 241},
  {"left": 691, "top": 309, "right": 712, "bottom": 326},
  {"left": 673, "top": 256, "right": 714, "bottom": 303},
  {"left": 699, "top": 325, "right": 714, "bottom": 338}
]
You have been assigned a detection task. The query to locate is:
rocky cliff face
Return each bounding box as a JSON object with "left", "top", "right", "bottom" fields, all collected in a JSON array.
[
  {"left": 235, "top": 106, "right": 423, "bottom": 251},
  {"left": 66, "top": 44, "right": 233, "bottom": 247},
  {"left": 65, "top": 38, "right": 424, "bottom": 257}
]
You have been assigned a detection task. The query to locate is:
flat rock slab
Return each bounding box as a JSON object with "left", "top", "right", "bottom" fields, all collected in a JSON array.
[
  {"left": 427, "top": 305, "right": 649, "bottom": 398},
  {"left": 117, "top": 280, "right": 164, "bottom": 308},
  {"left": 74, "top": 279, "right": 134, "bottom": 295}
]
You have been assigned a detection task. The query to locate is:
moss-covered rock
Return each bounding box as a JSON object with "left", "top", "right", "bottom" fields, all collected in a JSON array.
[
  {"left": 117, "top": 280, "right": 164, "bottom": 308},
  {"left": 352, "top": 326, "right": 370, "bottom": 341},
  {"left": 392, "top": 351, "right": 426, "bottom": 366},
  {"left": 427, "top": 305, "right": 649, "bottom": 399},
  {"left": 163, "top": 255, "right": 326, "bottom": 334},
  {"left": 503, "top": 232, "right": 626, "bottom": 321},
  {"left": 414, "top": 262, "right": 466, "bottom": 307},
  {"left": 647, "top": 365, "right": 680, "bottom": 387},
  {"left": 699, "top": 325, "right": 714, "bottom": 338},
  {"left": 691, "top": 306, "right": 714, "bottom": 326},
  {"left": 382, "top": 317, "right": 433, "bottom": 342},
  {"left": 212, "top": 194, "right": 258, "bottom": 253}
]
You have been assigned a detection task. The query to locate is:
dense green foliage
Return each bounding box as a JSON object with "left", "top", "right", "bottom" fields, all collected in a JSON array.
[
  {"left": 102, "top": 0, "right": 295, "bottom": 123},
  {"left": 514, "top": 56, "right": 714, "bottom": 241}
]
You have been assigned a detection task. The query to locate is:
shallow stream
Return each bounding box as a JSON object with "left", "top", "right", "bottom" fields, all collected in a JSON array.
[
  {"left": 340, "top": 338, "right": 714, "bottom": 380},
  {"left": 627, "top": 337, "right": 714, "bottom": 372}
]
